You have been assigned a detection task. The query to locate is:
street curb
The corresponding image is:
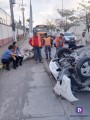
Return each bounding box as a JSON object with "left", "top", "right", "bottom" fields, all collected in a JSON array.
[
  {"left": 43, "top": 57, "right": 56, "bottom": 86},
  {"left": 0, "top": 64, "right": 3, "bottom": 70},
  {"left": 43, "top": 57, "right": 74, "bottom": 120}
]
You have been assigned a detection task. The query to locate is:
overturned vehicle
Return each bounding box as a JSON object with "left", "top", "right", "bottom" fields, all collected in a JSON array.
[{"left": 49, "top": 46, "right": 90, "bottom": 102}]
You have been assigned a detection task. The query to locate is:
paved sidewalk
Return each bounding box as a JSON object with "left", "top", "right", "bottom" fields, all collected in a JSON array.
[{"left": 0, "top": 59, "right": 68, "bottom": 120}]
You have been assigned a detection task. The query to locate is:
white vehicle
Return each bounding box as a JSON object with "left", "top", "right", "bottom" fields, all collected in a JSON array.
[
  {"left": 49, "top": 47, "right": 90, "bottom": 102},
  {"left": 63, "top": 32, "right": 76, "bottom": 43}
]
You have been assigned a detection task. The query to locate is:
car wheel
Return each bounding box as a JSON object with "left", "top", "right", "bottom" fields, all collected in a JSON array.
[
  {"left": 57, "top": 48, "right": 72, "bottom": 58},
  {"left": 76, "top": 57, "right": 90, "bottom": 81}
]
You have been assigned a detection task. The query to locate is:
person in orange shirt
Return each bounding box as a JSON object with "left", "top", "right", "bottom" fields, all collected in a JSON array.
[
  {"left": 44, "top": 33, "right": 52, "bottom": 59},
  {"left": 56, "top": 33, "right": 64, "bottom": 51},
  {"left": 29, "top": 31, "right": 43, "bottom": 64}
]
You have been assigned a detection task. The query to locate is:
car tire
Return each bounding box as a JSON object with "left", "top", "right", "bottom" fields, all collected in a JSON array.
[
  {"left": 57, "top": 48, "right": 72, "bottom": 58},
  {"left": 75, "top": 57, "right": 90, "bottom": 81}
]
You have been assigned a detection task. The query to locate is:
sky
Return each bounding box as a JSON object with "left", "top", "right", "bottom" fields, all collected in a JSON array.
[{"left": 0, "top": 0, "right": 82, "bottom": 27}]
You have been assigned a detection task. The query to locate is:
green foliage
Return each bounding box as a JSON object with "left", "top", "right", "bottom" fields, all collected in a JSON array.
[
  {"left": 46, "top": 19, "right": 56, "bottom": 31},
  {"left": 78, "top": 0, "right": 90, "bottom": 28},
  {"left": 57, "top": 9, "right": 75, "bottom": 18},
  {"left": 56, "top": 9, "right": 79, "bottom": 31}
]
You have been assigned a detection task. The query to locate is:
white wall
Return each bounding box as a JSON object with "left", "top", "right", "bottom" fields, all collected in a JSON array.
[
  {"left": 18, "top": 29, "right": 23, "bottom": 35},
  {"left": 0, "top": 23, "right": 23, "bottom": 46},
  {"left": 69, "top": 21, "right": 90, "bottom": 42},
  {"left": 69, "top": 21, "right": 86, "bottom": 36}
]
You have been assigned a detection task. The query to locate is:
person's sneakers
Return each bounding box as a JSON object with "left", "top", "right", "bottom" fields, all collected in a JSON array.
[
  {"left": 6, "top": 68, "right": 10, "bottom": 71},
  {"left": 35, "top": 61, "right": 38, "bottom": 64},
  {"left": 13, "top": 67, "right": 17, "bottom": 69},
  {"left": 19, "top": 62, "right": 22, "bottom": 66},
  {"left": 40, "top": 60, "right": 44, "bottom": 63},
  {"left": 16, "top": 64, "right": 18, "bottom": 67},
  {"left": 49, "top": 57, "right": 52, "bottom": 60}
]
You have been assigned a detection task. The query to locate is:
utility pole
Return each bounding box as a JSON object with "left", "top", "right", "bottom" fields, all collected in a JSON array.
[
  {"left": 21, "top": 0, "right": 26, "bottom": 36},
  {"left": 29, "top": 0, "right": 33, "bottom": 37},
  {"left": 9, "top": 0, "right": 17, "bottom": 41},
  {"left": 62, "top": 0, "right": 64, "bottom": 17}
]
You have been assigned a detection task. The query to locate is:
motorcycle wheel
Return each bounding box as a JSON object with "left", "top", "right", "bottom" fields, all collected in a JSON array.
[
  {"left": 76, "top": 57, "right": 90, "bottom": 80},
  {"left": 57, "top": 48, "right": 72, "bottom": 58}
]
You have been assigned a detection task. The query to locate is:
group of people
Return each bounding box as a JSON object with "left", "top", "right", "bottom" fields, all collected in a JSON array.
[
  {"left": 1, "top": 42, "right": 23, "bottom": 71},
  {"left": 29, "top": 31, "right": 52, "bottom": 63},
  {"left": 1, "top": 31, "right": 64, "bottom": 70},
  {"left": 29, "top": 30, "right": 64, "bottom": 64}
]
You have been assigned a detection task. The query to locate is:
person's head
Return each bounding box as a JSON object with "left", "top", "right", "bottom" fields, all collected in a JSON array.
[
  {"left": 8, "top": 45, "right": 14, "bottom": 51},
  {"left": 45, "top": 33, "right": 47, "bottom": 37},
  {"left": 47, "top": 34, "right": 51, "bottom": 37},
  {"left": 60, "top": 33, "right": 64, "bottom": 37},
  {"left": 33, "top": 30, "right": 38, "bottom": 36},
  {"left": 12, "top": 42, "right": 18, "bottom": 48}
]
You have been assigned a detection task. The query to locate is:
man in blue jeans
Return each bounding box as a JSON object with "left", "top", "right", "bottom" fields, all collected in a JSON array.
[{"left": 29, "top": 31, "right": 43, "bottom": 64}]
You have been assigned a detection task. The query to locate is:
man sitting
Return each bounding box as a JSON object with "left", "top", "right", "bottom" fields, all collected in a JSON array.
[{"left": 1, "top": 45, "right": 17, "bottom": 71}]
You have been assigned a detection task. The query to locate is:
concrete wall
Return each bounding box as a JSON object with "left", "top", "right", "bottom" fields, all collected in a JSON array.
[
  {"left": 69, "top": 21, "right": 90, "bottom": 43},
  {"left": 69, "top": 21, "right": 86, "bottom": 36},
  {"left": 0, "top": 23, "right": 23, "bottom": 47}
]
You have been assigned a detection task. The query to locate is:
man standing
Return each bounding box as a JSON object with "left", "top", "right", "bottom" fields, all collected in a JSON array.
[
  {"left": 44, "top": 33, "right": 52, "bottom": 59},
  {"left": 55, "top": 33, "right": 64, "bottom": 51},
  {"left": 81, "top": 31, "right": 87, "bottom": 46},
  {"left": 29, "top": 31, "right": 43, "bottom": 64}
]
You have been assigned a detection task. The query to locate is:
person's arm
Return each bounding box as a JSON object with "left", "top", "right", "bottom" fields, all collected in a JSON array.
[
  {"left": 50, "top": 37, "right": 53, "bottom": 46},
  {"left": 8, "top": 51, "right": 17, "bottom": 60},
  {"left": 43, "top": 38, "right": 45, "bottom": 46},
  {"left": 40, "top": 36, "right": 43, "bottom": 47},
  {"left": 17, "top": 47, "right": 21, "bottom": 54},
  {"left": 29, "top": 38, "right": 31, "bottom": 45},
  {"left": 11, "top": 53, "right": 17, "bottom": 57},
  {"left": 29, "top": 38, "right": 33, "bottom": 46},
  {"left": 56, "top": 38, "right": 58, "bottom": 47},
  {"left": 8, "top": 50, "right": 17, "bottom": 57}
]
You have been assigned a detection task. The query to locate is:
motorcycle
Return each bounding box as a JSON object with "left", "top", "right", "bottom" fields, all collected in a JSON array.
[
  {"left": 23, "top": 47, "right": 34, "bottom": 59},
  {"left": 49, "top": 48, "right": 90, "bottom": 102}
]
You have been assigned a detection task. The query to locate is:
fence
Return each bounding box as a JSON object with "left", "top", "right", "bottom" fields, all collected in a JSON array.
[{"left": 0, "top": 8, "right": 23, "bottom": 47}]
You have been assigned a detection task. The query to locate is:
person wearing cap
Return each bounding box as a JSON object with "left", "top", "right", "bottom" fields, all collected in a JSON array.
[
  {"left": 43, "top": 33, "right": 52, "bottom": 59},
  {"left": 29, "top": 31, "right": 43, "bottom": 64},
  {"left": 55, "top": 33, "right": 64, "bottom": 50}
]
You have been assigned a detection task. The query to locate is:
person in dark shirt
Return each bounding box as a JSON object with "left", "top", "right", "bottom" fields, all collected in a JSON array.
[
  {"left": 1, "top": 45, "right": 17, "bottom": 70},
  {"left": 68, "top": 40, "right": 76, "bottom": 50},
  {"left": 12, "top": 42, "right": 23, "bottom": 66}
]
